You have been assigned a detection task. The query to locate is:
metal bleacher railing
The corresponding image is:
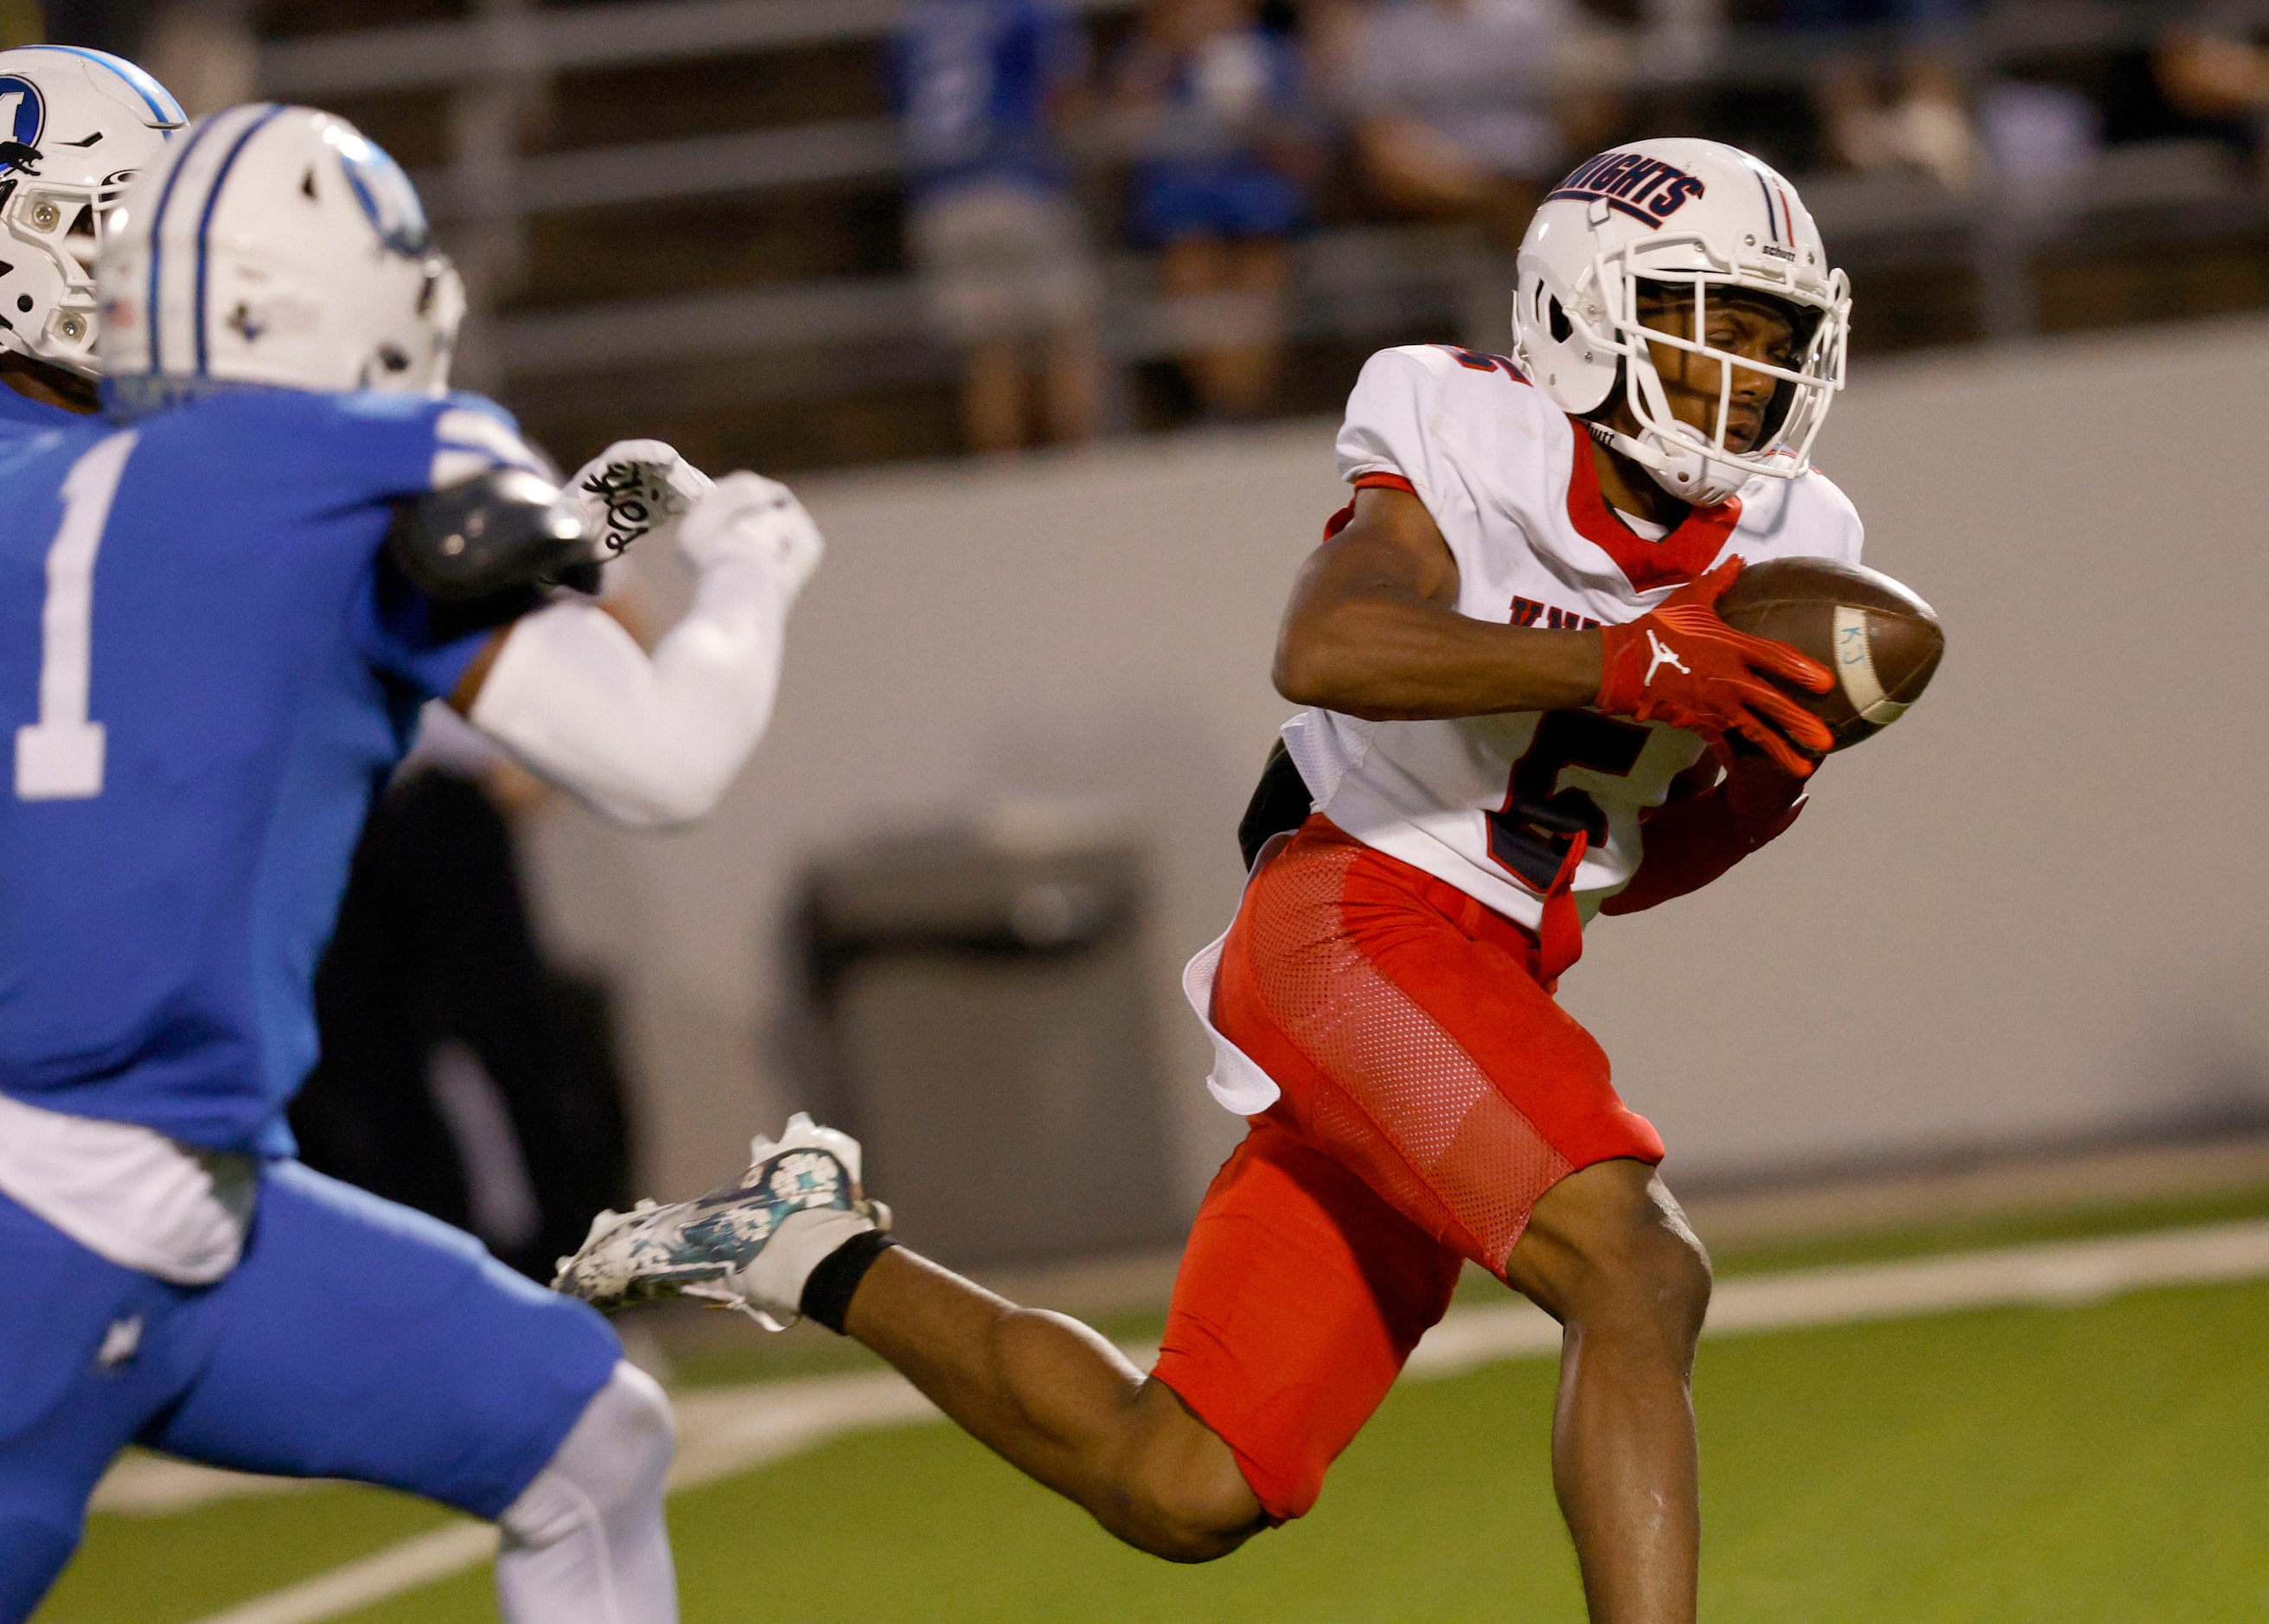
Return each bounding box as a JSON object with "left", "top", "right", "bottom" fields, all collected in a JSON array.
[{"left": 256, "top": 0, "right": 2269, "bottom": 406}]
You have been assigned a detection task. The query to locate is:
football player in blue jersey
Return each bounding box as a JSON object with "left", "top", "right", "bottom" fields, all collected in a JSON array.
[
  {"left": 0, "top": 46, "right": 184, "bottom": 435},
  {"left": 0, "top": 104, "right": 829, "bottom": 1621}
]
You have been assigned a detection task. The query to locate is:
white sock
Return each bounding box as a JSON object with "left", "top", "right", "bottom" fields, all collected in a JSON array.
[
  {"left": 731, "top": 1205, "right": 877, "bottom": 1327},
  {"left": 495, "top": 1360, "right": 679, "bottom": 1624}
]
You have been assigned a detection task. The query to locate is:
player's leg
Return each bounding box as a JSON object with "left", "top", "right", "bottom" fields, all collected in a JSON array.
[
  {"left": 1505, "top": 1160, "right": 1710, "bottom": 1624},
  {"left": 850, "top": 1116, "right": 1462, "bottom": 1558},
  {"left": 834, "top": 1246, "right": 1264, "bottom": 1562},
  {"left": 1147, "top": 1117, "right": 1467, "bottom": 1523},
  {"left": 839, "top": 1114, "right": 1461, "bottom": 1556},
  {"left": 0, "top": 1192, "right": 195, "bottom": 1621},
  {"left": 491, "top": 1359, "right": 677, "bottom": 1618},
  {"left": 1215, "top": 818, "right": 1701, "bottom": 1621},
  {"left": 557, "top": 1109, "right": 1454, "bottom": 1562},
  {"left": 147, "top": 1162, "right": 677, "bottom": 1624}
]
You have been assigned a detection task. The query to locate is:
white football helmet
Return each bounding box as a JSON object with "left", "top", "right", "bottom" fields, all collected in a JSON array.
[
  {"left": 99, "top": 103, "right": 464, "bottom": 407},
  {"left": 1512, "top": 137, "right": 1850, "bottom": 508},
  {"left": 0, "top": 47, "right": 185, "bottom": 379}
]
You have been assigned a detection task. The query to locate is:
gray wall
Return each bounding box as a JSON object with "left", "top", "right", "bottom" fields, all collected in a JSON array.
[{"left": 521, "top": 316, "right": 2269, "bottom": 1207}]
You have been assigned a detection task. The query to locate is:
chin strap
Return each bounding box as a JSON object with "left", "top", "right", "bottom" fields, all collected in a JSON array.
[{"left": 1583, "top": 419, "right": 1745, "bottom": 508}]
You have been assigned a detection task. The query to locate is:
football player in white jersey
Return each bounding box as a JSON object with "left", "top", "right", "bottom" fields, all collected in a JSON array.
[{"left": 559, "top": 137, "right": 1849, "bottom": 1622}]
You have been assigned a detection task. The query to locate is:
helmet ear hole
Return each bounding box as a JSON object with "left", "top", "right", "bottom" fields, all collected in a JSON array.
[
  {"left": 301, "top": 168, "right": 317, "bottom": 202},
  {"left": 1547, "top": 296, "right": 1571, "bottom": 344}
]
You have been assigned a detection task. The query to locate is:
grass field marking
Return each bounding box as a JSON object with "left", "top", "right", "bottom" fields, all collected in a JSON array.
[
  {"left": 177, "top": 1216, "right": 2269, "bottom": 1624},
  {"left": 1699, "top": 1217, "right": 2269, "bottom": 1339},
  {"left": 188, "top": 1523, "right": 496, "bottom": 1624},
  {"left": 92, "top": 1455, "right": 329, "bottom": 1518},
  {"left": 169, "top": 1372, "right": 959, "bottom": 1624},
  {"left": 667, "top": 1369, "right": 942, "bottom": 1492},
  {"left": 1403, "top": 1217, "right": 2269, "bottom": 1381}
]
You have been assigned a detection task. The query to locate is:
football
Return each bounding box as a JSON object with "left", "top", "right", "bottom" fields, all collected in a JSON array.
[{"left": 1716, "top": 557, "right": 1946, "bottom": 751}]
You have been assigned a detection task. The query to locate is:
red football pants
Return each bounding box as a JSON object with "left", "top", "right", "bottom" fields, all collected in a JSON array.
[{"left": 1153, "top": 817, "right": 1664, "bottom": 1520}]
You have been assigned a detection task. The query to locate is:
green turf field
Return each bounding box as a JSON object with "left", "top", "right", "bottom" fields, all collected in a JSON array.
[{"left": 40, "top": 1254, "right": 2269, "bottom": 1624}]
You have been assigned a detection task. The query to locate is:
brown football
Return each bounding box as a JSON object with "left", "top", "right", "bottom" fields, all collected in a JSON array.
[{"left": 1716, "top": 557, "right": 1946, "bottom": 752}]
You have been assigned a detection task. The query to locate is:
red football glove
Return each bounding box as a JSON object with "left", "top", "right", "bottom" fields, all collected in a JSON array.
[
  {"left": 1599, "top": 757, "right": 1809, "bottom": 915},
  {"left": 1595, "top": 558, "right": 1835, "bottom": 776}
]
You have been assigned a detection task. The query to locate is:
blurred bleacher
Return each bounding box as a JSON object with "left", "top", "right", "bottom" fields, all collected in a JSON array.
[{"left": 150, "top": 0, "right": 2269, "bottom": 470}]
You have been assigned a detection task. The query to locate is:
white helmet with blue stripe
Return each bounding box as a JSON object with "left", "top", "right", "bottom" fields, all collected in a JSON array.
[
  {"left": 97, "top": 103, "right": 464, "bottom": 407},
  {"left": 0, "top": 46, "right": 184, "bottom": 379},
  {"left": 1512, "top": 137, "right": 1850, "bottom": 508}
]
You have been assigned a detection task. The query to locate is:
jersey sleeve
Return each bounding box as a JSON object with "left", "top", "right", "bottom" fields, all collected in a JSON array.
[
  {"left": 355, "top": 561, "right": 498, "bottom": 704},
  {"left": 425, "top": 393, "right": 557, "bottom": 489},
  {"left": 348, "top": 393, "right": 558, "bottom": 701},
  {"left": 1334, "top": 345, "right": 1540, "bottom": 594},
  {"left": 1334, "top": 347, "right": 1456, "bottom": 503},
  {"left": 1795, "top": 469, "right": 1866, "bottom": 567}
]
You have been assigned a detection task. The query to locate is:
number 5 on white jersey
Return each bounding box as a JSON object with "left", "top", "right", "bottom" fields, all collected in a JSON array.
[{"left": 16, "top": 430, "right": 138, "bottom": 801}]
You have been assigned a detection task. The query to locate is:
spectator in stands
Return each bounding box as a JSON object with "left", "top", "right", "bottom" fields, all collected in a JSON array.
[
  {"left": 1330, "top": 0, "right": 1590, "bottom": 246},
  {"left": 2157, "top": 3, "right": 2269, "bottom": 189},
  {"left": 1114, "top": 0, "right": 1316, "bottom": 420},
  {"left": 892, "top": 0, "right": 1106, "bottom": 455},
  {"left": 291, "top": 730, "right": 638, "bottom": 1284},
  {"left": 1786, "top": 0, "right": 1981, "bottom": 192}
]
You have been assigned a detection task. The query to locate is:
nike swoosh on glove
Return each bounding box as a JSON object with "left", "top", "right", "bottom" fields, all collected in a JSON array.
[
  {"left": 1595, "top": 557, "right": 1835, "bottom": 776},
  {"left": 567, "top": 438, "right": 716, "bottom": 559},
  {"left": 679, "top": 471, "right": 826, "bottom": 598}
]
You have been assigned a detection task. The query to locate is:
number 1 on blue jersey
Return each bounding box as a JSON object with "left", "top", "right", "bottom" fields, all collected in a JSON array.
[{"left": 15, "top": 430, "right": 137, "bottom": 801}]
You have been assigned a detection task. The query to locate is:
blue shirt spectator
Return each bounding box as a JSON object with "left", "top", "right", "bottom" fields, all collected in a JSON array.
[
  {"left": 1117, "top": 3, "right": 1310, "bottom": 249},
  {"left": 892, "top": 0, "right": 1088, "bottom": 206},
  {"left": 889, "top": 0, "right": 1105, "bottom": 453}
]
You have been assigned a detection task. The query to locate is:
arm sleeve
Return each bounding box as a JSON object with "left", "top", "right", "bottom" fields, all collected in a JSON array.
[{"left": 466, "top": 480, "right": 810, "bottom": 829}]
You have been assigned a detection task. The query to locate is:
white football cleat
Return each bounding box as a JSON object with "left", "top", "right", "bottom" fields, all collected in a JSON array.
[{"left": 553, "top": 1113, "right": 882, "bottom": 1328}]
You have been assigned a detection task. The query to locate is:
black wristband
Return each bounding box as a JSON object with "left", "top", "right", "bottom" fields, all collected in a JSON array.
[{"left": 800, "top": 1228, "right": 897, "bottom": 1335}]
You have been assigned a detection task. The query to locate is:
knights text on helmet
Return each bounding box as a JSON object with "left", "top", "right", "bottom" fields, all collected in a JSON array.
[{"left": 1545, "top": 151, "right": 1706, "bottom": 229}]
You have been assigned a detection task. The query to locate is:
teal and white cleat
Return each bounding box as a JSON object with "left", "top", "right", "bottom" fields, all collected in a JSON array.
[{"left": 553, "top": 1112, "right": 882, "bottom": 1328}]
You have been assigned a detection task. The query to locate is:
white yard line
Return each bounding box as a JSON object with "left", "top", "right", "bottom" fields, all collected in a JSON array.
[
  {"left": 177, "top": 1217, "right": 2269, "bottom": 1624},
  {"left": 189, "top": 1525, "right": 498, "bottom": 1624}
]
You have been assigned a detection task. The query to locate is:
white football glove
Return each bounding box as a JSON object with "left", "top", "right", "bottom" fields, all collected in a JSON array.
[
  {"left": 567, "top": 438, "right": 715, "bottom": 560},
  {"left": 679, "top": 471, "right": 825, "bottom": 598}
]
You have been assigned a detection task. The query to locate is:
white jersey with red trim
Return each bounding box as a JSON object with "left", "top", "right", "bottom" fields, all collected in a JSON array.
[{"left": 1286, "top": 342, "right": 1866, "bottom": 933}]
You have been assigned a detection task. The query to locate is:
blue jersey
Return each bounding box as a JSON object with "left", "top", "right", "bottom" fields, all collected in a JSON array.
[
  {"left": 891, "top": 0, "right": 1083, "bottom": 203},
  {"left": 0, "top": 380, "right": 84, "bottom": 439},
  {"left": 0, "top": 387, "right": 551, "bottom": 1154}
]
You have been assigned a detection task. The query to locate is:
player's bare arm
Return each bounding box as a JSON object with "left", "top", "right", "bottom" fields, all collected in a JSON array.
[
  {"left": 1279, "top": 289, "right": 1831, "bottom": 771},
  {"left": 1275, "top": 484, "right": 1603, "bottom": 719}
]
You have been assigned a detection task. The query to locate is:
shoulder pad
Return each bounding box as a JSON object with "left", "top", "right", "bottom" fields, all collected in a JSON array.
[{"left": 387, "top": 467, "right": 598, "bottom": 603}]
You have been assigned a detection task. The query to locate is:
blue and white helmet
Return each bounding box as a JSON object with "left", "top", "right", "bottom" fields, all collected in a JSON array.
[
  {"left": 98, "top": 104, "right": 464, "bottom": 406},
  {"left": 1512, "top": 137, "right": 1850, "bottom": 508},
  {"left": 0, "top": 46, "right": 184, "bottom": 378}
]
